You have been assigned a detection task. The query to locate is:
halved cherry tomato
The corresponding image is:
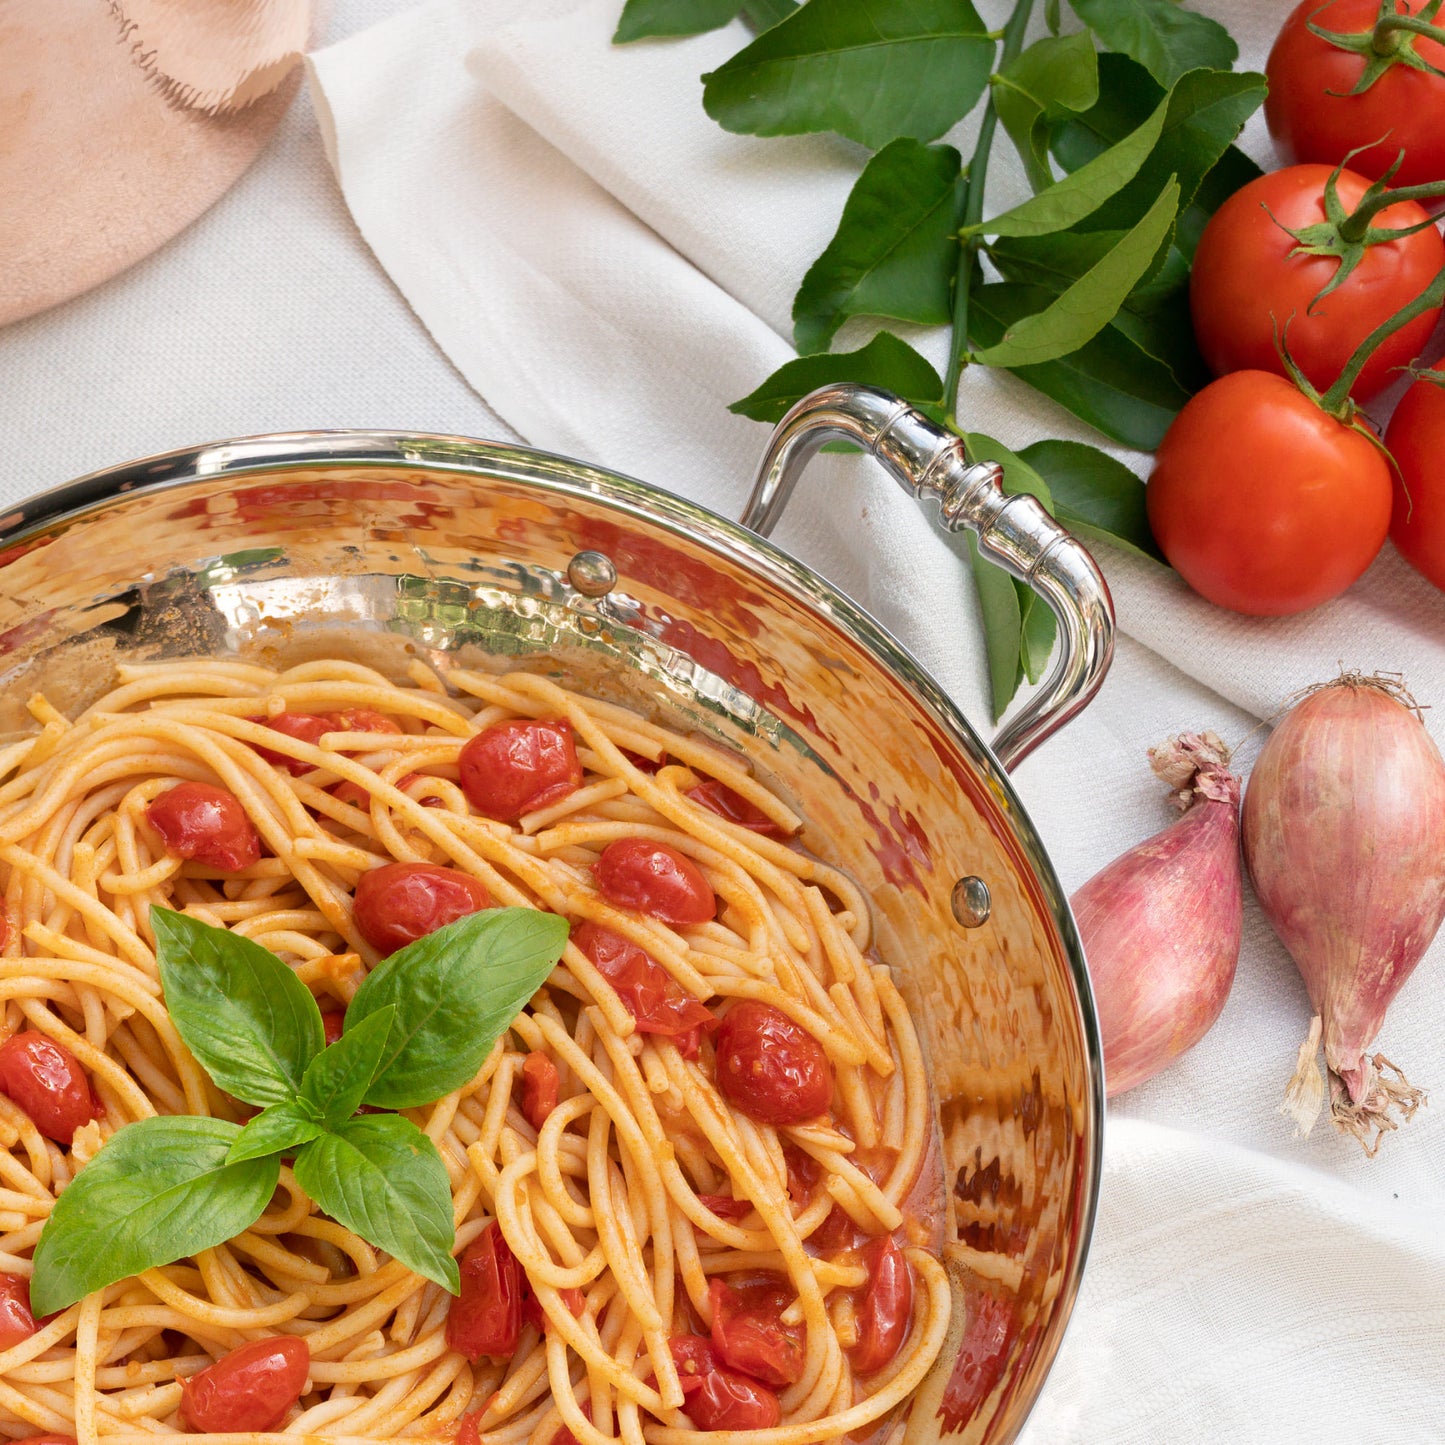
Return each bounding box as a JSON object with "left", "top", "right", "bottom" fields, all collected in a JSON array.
[
  {"left": 352, "top": 861, "right": 490, "bottom": 956},
  {"left": 146, "top": 782, "right": 261, "bottom": 872},
  {"left": 714, "top": 1001, "right": 833, "bottom": 1126},
  {"left": 320, "top": 1011, "right": 346, "bottom": 1047},
  {"left": 784, "top": 1145, "right": 821, "bottom": 1210},
  {"left": 446, "top": 1222, "right": 522, "bottom": 1362},
  {"left": 251, "top": 712, "right": 339, "bottom": 775},
  {"left": 850, "top": 1235, "right": 913, "bottom": 1375},
  {"left": 572, "top": 922, "right": 715, "bottom": 1051},
  {"left": 0, "top": 1273, "right": 37, "bottom": 1349},
  {"left": 459, "top": 719, "right": 582, "bottom": 822},
  {"left": 331, "top": 708, "right": 403, "bottom": 735},
  {"left": 0, "top": 1032, "right": 99, "bottom": 1143},
  {"left": 687, "top": 779, "right": 788, "bottom": 837},
  {"left": 520, "top": 1279, "right": 585, "bottom": 1334},
  {"left": 698, "top": 1193, "right": 752, "bottom": 1221},
  {"left": 668, "top": 1335, "right": 781, "bottom": 1430},
  {"left": 620, "top": 748, "right": 666, "bottom": 775},
  {"left": 594, "top": 839, "right": 715, "bottom": 925},
  {"left": 813, "top": 1203, "right": 862, "bottom": 1253},
  {"left": 331, "top": 773, "right": 443, "bottom": 811},
  {"left": 1384, "top": 360, "right": 1445, "bottom": 593},
  {"left": 708, "top": 1275, "right": 806, "bottom": 1387},
  {"left": 520, "top": 1051, "right": 559, "bottom": 1133},
  {"left": 178, "top": 1335, "right": 310, "bottom": 1432}
]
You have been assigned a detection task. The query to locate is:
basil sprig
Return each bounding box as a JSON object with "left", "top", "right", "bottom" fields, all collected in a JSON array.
[{"left": 30, "top": 905, "right": 568, "bottom": 1316}]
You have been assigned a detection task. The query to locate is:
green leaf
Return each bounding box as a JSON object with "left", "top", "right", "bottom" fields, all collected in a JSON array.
[
  {"left": 971, "top": 177, "right": 1179, "bottom": 367},
  {"left": 992, "top": 32, "right": 1099, "bottom": 191},
  {"left": 615, "top": 0, "right": 743, "bottom": 42},
  {"left": 152, "top": 907, "right": 325, "bottom": 1108},
  {"left": 983, "top": 87, "right": 1168, "bottom": 237},
  {"left": 1069, "top": 0, "right": 1237, "bottom": 87},
  {"left": 741, "top": 0, "right": 798, "bottom": 26},
  {"left": 1178, "top": 142, "right": 1263, "bottom": 257},
  {"left": 299, "top": 1007, "right": 394, "bottom": 1128},
  {"left": 226, "top": 1101, "right": 324, "bottom": 1166},
  {"left": 1051, "top": 59, "right": 1265, "bottom": 231},
  {"left": 966, "top": 532, "right": 1026, "bottom": 721},
  {"left": 1018, "top": 585, "right": 1057, "bottom": 684},
  {"left": 347, "top": 908, "right": 568, "bottom": 1111},
  {"left": 31, "top": 1118, "right": 278, "bottom": 1316},
  {"left": 701, "top": 0, "right": 995, "bottom": 149},
  {"left": 793, "top": 140, "right": 962, "bottom": 354},
  {"left": 730, "top": 331, "right": 944, "bottom": 423},
  {"left": 294, "top": 1115, "right": 459, "bottom": 1294},
  {"left": 969, "top": 283, "right": 1190, "bottom": 449},
  {"left": 1017, "top": 438, "right": 1164, "bottom": 561}
]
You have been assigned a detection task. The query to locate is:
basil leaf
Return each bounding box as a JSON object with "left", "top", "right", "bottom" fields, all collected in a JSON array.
[
  {"left": 985, "top": 88, "right": 1168, "bottom": 238},
  {"left": 152, "top": 907, "right": 325, "bottom": 1108},
  {"left": 741, "top": 0, "right": 797, "bottom": 25},
  {"left": 1017, "top": 438, "right": 1164, "bottom": 562},
  {"left": 347, "top": 908, "right": 568, "bottom": 1111},
  {"left": 701, "top": 0, "right": 995, "bottom": 149},
  {"left": 226, "top": 1101, "right": 324, "bottom": 1166},
  {"left": 971, "top": 178, "right": 1179, "bottom": 367},
  {"left": 31, "top": 1117, "right": 278, "bottom": 1316},
  {"left": 1069, "top": 0, "right": 1237, "bottom": 88},
  {"left": 731, "top": 331, "right": 944, "bottom": 424},
  {"left": 993, "top": 32, "right": 1099, "bottom": 192},
  {"left": 299, "top": 1006, "right": 394, "bottom": 1128},
  {"left": 793, "top": 140, "right": 963, "bottom": 354},
  {"left": 615, "top": 0, "right": 743, "bottom": 42},
  {"left": 293, "top": 1115, "right": 460, "bottom": 1294},
  {"left": 969, "top": 283, "right": 1190, "bottom": 449}
]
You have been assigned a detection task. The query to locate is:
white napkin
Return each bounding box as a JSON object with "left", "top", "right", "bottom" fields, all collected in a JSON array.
[{"left": 310, "top": 3, "right": 1445, "bottom": 1437}]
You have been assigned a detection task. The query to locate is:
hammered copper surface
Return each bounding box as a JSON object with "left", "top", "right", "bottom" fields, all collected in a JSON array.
[{"left": 0, "top": 437, "right": 1102, "bottom": 1443}]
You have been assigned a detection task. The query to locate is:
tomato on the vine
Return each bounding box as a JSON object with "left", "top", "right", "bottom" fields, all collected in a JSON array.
[
  {"left": 1266, "top": 0, "right": 1445, "bottom": 188},
  {"left": 1147, "top": 371, "right": 1393, "bottom": 616},
  {"left": 1384, "top": 360, "right": 1445, "bottom": 592},
  {"left": 1189, "top": 165, "right": 1444, "bottom": 402}
]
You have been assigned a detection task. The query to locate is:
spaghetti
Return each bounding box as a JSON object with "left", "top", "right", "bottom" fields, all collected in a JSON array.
[{"left": 0, "top": 657, "right": 950, "bottom": 1444}]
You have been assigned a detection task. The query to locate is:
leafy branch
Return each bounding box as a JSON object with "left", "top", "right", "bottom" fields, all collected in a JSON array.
[{"left": 617, "top": 0, "right": 1263, "bottom": 718}]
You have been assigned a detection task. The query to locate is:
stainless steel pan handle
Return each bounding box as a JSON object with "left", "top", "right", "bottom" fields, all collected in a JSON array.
[{"left": 740, "top": 384, "right": 1115, "bottom": 772}]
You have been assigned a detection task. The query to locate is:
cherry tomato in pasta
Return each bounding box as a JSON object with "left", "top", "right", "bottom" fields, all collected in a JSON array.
[
  {"left": 687, "top": 779, "right": 788, "bottom": 837},
  {"left": 0, "top": 1032, "right": 99, "bottom": 1143},
  {"left": 708, "top": 1275, "right": 807, "bottom": 1387},
  {"left": 698, "top": 1193, "right": 753, "bottom": 1221},
  {"left": 331, "top": 707, "right": 402, "bottom": 735},
  {"left": 251, "top": 711, "right": 339, "bottom": 775},
  {"left": 352, "top": 861, "right": 491, "bottom": 956},
  {"left": 319, "top": 1011, "right": 346, "bottom": 1047},
  {"left": 178, "top": 1335, "right": 310, "bottom": 1432},
  {"left": 146, "top": 782, "right": 261, "bottom": 872},
  {"left": 850, "top": 1235, "right": 914, "bottom": 1375},
  {"left": 572, "top": 922, "right": 715, "bottom": 1048},
  {"left": 520, "top": 1051, "right": 559, "bottom": 1132},
  {"left": 459, "top": 719, "right": 583, "bottom": 822},
  {"left": 446, "top": 1222, "right": 523, "bottom": 1361},
  {"left": 620, "top": 748, "right": 665, "bottom": 775},
  {"left": 0, "top": 1273, "right": 37, "bottom": 1349},
  {"left": 813, "top": 1202, "right": 862, "bottom": 1253},
  {"left": 520, "top": 1280, "right": 585, "bottom": 1334},
  {"left": 546, "top": 1404, "right": 589, "bottom": 1445},
  {"left": 593, "top": 839, "right": 716, "bottom": 925},
  {"left": 714, "top": 1001, "right": 833, "bottom": 1126},
  {"left": 668, "top": 1337, "right": 782, "bottom": 1430}
]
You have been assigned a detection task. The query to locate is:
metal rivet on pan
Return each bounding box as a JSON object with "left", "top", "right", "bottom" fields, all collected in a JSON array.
[
  {"left": 951, "top": 876, "right": 991, "bottom": 928},
  {"left": 567, "top": 550, "right": 618, "bottom": 598}
]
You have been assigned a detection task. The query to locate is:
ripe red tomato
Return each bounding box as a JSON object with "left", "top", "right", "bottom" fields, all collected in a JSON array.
[
  {"left": 708, "top": 1275, "right": 806, "bottom": 1387},
  {"left": 593, "top": 839, "right": 716, "bottom": 925},
  {"left": 0, "top": 1273, "right": 37, "bottom": 1349},
  {"left": 459, "top": 719, "right": 583, "bottom": 822},
  {"left": 698, "top": 1193, "right": 753, "bottom": 1221},
  {"left": 686, "top": 779, "right": 789, "bottom": 837},
  {"left": 446, "top": 1222, "right": 522, "bottom": 1361},
  {"left": 331, "top": 708, "right": 402, "bottom": 735},
  {"left": 1384, "top": 360, "right": 1445, "bottom": 591},
  {"left": 251, "top": 712, "right": 338, "bottom": 775},
  {"left": 572, "top": 922, "right": 715, "bottom": 1051},
  {"left": 1266, "top": 0, "right": 1445, "bottom": 188},
  {"left": 1147, "top": 371, "right": 1393, "bottom": 615},
  {"left": 178, "top": 1335, "right": 310, "bottom": 1432},
  {"left": 319, "top": 1010, "right": 346, "bottom": 1047},
  {"left": 520, "top": 1051, "right": 560, "bottom": 1132},
  {"left": 0, "top": 1032, "right": 99, "bottom": 1143},
  {"left": 1189, "top": 165, "right": 1443, "bottom": 402},
  {"left": 146, "top": 782, "right": 261, "bottom": 872},
  {"left": 668, "top": 1335, "right": 781, "bottom": 1430},
  {"left": 519, "top": 1279, "right": 585, "bottom": 1335},
  {"left": 850, "top": 1235, "right": 913, "bottom": 1375},
  {"left": 714, "top": 1001, "right": 833, "bottom": 1125},
  {"left": 351, "top": 861, "right": 490, "bottom": 956}
]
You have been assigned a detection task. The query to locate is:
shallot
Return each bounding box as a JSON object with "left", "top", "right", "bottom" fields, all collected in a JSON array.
[
  {"left": 1072, "top": 733, "right": 1243, "bottom": 1095},
  {"left": 1243, "top": 675, "right": 1445, "bottom": 1154}
]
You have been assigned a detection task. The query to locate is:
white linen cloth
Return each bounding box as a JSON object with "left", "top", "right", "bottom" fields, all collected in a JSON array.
[{"left": 310, "top": 2, "right": 1445, "bottom": 1437}]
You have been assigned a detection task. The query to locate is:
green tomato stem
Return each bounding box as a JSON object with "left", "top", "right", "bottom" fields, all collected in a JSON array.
[{"left": 1373, "top": 12, "right": 1445, "bottom": 47}]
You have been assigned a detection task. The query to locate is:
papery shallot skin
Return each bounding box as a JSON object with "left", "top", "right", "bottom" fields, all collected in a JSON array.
[
  {"left": 1243, "top": 680, "right": 1445, "bottom": 1149},
  {"left": 1073, "top": 734, "right": 1243, "bottom": 1095}
]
